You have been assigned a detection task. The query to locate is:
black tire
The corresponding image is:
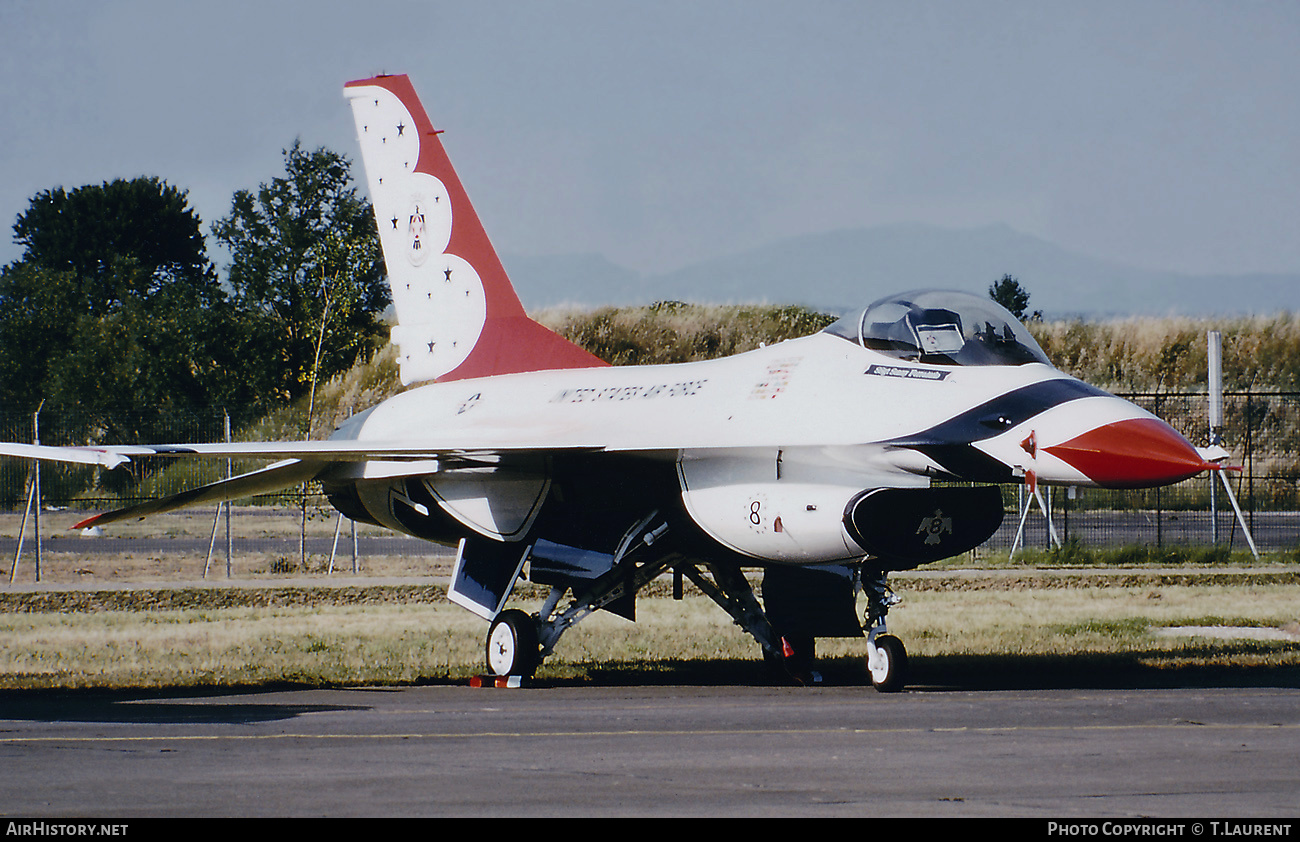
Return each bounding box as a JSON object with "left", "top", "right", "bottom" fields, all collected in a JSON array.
[
  {"left": 867, "top": 634, "right": 907, "bottom": 693},
  {"left": 486, "top": 609, "right": 540, "bottom": 677}
]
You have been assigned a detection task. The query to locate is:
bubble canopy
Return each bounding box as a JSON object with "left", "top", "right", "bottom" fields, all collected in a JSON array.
[{"left": 823, "top": 289, "right": 1051, "bottom": 367}]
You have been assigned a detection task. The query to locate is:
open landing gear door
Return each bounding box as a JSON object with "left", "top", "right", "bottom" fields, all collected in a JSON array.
[{"left": 448, "top": 536, "right": 531, "bottom": 620}]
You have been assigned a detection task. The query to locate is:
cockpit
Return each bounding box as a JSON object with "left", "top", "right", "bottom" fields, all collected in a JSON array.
[{"left": 823, "top": 289, "right": 1051, "bottom": 367}]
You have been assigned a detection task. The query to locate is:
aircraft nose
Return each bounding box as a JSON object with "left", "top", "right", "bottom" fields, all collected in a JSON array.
[{"left": 1042, "top": 416, "right": 1212, "bottom": 488}]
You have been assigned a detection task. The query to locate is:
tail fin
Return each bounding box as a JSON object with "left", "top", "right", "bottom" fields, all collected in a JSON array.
[{"left": 344, "top": 74, "right": 607, "bottom": 385}]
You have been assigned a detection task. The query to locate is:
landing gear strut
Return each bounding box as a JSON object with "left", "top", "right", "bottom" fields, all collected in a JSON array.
[
  {"left": 482, "top": 512, "right": 793, "bottom": 681},
  {"left": 478, "top": 512, "right": 912, "bottom": 692},
  {"left": 862, "top": 569, "right": 907, "bottom": 692},
  {"left": 483, "top": 512, "right": 680, "bottom": 678}
]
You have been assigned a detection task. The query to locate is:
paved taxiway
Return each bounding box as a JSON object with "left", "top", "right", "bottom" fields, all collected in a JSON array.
[{"left": 2, "top": 683, "right": 1297, "bottom": 817}]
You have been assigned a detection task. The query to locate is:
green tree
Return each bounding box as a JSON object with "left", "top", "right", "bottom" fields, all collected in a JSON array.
[
  {"left": 12, "top": 178, "right": 218, "bottom": 316},
  {"left": 988, "top": 274, "right": 1040, "bottom": 321},
  {"left": 0, "top": 264, "right": 80, "bottom": 415},
  {"left": 212, "top": 141, "right": 389, "bottom": 406},
  {"left": 0, "top": 179, "right": 251, "bottom": 446}
]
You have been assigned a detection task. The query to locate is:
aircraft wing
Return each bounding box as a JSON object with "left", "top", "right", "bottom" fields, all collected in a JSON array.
[
  {"left": 0, "top": 442, "right": 143, "bottom": 470},
  {"left": 72, "top": 459, "right": 322, "bottom": 529},
  {"left": 0, "top": 434, "right": 605, "bottom": 530},
  {"left": 0, "top": 434, "right": 602, "bottom": 469}
]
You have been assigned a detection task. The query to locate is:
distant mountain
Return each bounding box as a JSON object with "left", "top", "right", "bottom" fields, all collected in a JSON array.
[
  {"left": 506, "top": 223, "right": 1300, "bottom": 318},
  {"left": 500, "top": 253, "right": 643, "bottom": 309}
]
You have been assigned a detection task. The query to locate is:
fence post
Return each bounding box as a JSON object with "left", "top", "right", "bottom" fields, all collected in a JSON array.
[
  {"left": 225, "top": 409, "right": 232, "bottom": 578},
  {"left": 1208, "top": 331, "right": 1223, "bottom": 545},
  {"left": 1210, "top": 465, "right": 1218, "bottom": 543},
  {"left": 1245, "top": 388, "right": 1254, "bottom": 535},
  {"left": 1154, "top": 394, "right": 1163, "bottom": 548},
  {"left": 1012, "top": 482, "right": 1025, "bottom": 556},
  {"left": 32, "top": 404, "right": 41, "bottom": 582},
  {"left": 1064, "top": 486, "right": 1074, "bottom": 544},
  {"left": 1045, "top": 485, "right": 1053, "bottom": 549},
  {"left": 10, "top": 472, "right": 34, "bottom": 584}
]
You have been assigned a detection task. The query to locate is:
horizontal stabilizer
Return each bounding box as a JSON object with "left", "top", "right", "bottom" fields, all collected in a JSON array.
[{"left": 73, "top": 459, "right": 322, "bottom": 529}]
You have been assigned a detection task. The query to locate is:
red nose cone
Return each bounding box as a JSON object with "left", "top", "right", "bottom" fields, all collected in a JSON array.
[{"left": 1043, "top": 417, "right": 1210, "bottom": 488}]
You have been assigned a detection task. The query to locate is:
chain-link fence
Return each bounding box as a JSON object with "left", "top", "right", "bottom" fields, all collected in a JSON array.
[
  {"left": 989, "top": 391, "right": 1300, "bottom": 554},
  {"left": 0, "top": 407, "right": 239, "bottom": 510}
]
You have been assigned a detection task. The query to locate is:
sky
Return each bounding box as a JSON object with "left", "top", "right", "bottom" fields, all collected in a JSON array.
[{"left": 1, "top": 0, "right": 1297, "bottom": 282}]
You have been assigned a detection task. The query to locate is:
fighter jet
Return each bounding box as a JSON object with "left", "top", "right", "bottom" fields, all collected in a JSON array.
[{"left": 0, "top": 75, "right": 1222, "bottom": 690}]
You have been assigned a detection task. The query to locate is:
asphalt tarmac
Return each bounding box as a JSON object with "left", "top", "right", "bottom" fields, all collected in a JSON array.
[{"left": 1, "top": 681, "right": 1297, "bottom": 818}]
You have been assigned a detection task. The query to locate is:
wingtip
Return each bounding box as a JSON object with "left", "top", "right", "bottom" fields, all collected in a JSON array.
[{"left": 71, "top": 513, "right": 104, "bottom": 530}]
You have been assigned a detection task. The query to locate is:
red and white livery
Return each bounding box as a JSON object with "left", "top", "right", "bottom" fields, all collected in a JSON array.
[{"left": 0, "top": 75, "right": 1222, "bottom": 690}]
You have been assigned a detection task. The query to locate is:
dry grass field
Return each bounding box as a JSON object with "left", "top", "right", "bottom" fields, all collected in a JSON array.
[{"left": 1, "top": 575, "right": 1297, "bottom": 691}]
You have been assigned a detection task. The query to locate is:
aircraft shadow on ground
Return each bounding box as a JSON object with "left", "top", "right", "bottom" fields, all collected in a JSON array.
[
  {"left": 0, "top": 685, "right": 369, "bottom": 725},
  {"left": 566, "top": 649, "right": 1300, "bottom": 692},
  {"left": 904, "top": 651, "right": 1300, "bottom": 692},
  {"left": 0, "top": 651, "right": 1294, "bottom": 719}
]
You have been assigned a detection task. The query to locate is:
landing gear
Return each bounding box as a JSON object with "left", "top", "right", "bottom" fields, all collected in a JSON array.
[
  {"left": 486, "top": 608, "right": 539, "bottom": 677},
  {"left": 866, "top": 633, "right": 907, "bottom": 692},
  {"left": 862, "top": 569, "right": 907, "bottom": 693},
  {"left": 762, "top": 634, "right": 821, "bottom": 685},
  {"left": 532, "top": 512, "right": 683, "bottom": 666},
  {"left": 476, "top": 512, "right": 914, "bottom": 692}
]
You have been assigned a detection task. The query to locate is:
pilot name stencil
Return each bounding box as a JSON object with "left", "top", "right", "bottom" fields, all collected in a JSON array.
[{"left": 865, "top": 364, "right": 951, "bottom": 381}]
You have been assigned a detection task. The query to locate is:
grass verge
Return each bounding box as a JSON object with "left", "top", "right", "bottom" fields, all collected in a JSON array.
[{"left": 0, "top": 569, "right": 1297, "bottom": 691}]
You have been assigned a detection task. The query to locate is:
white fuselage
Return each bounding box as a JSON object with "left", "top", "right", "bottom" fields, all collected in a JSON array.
[{"left": 338, "top": 331, "right": 1154, "bottom": 564}]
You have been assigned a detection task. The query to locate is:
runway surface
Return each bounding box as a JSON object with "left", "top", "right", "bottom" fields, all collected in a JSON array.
[{"left": 2, "top": 681, "right": 1298, "bottom": 817}]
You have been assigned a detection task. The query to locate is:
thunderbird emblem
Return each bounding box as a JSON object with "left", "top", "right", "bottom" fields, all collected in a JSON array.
[
  {"left": 406, "top": 201, "right": 429, "bottom": 266},
  {"left": 917, "top": 509, "right": 954, "bottom": 545}
]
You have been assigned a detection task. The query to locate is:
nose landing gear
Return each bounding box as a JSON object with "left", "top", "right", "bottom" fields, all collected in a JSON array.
[
  {"left": 866, "top": 632, "right": 907, "bottom": 692},
  {"left": 862, "top": 569, "right": 907, "bottom": 692}
]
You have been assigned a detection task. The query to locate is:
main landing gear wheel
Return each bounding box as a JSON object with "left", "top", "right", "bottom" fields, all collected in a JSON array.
[
  {"left": 763, "top": 635, "right": 820, "bottom": 685},
  {"left": 867, "top": 634, "right": 907, "bottom": 693},
  {"left": 486, "top": 609, "right": 539, "bottom": 678}
]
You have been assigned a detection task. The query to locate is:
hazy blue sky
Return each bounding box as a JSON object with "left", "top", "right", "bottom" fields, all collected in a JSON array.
[{"left": 2, "top": 0, "right": 1296, "bottom": 279}]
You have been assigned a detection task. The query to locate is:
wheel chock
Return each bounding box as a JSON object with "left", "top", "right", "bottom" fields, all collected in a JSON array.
[{"left": 470, "top": 674, "right": 526, "bottom": 688}]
